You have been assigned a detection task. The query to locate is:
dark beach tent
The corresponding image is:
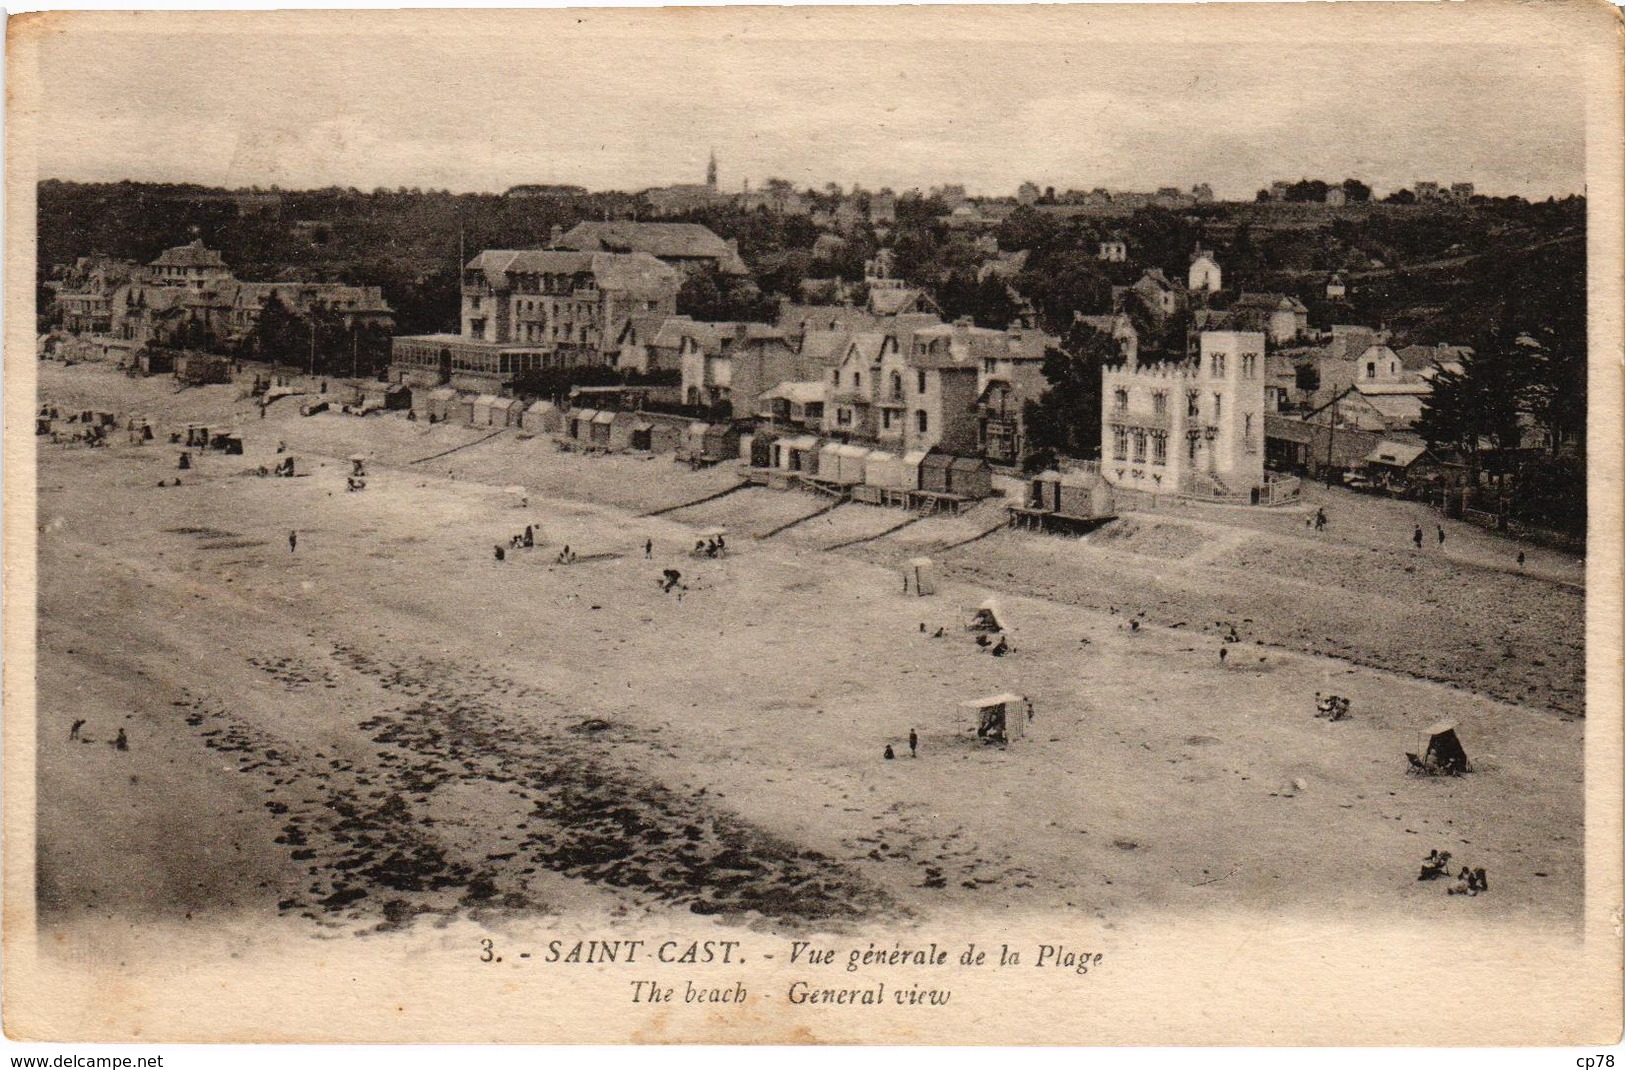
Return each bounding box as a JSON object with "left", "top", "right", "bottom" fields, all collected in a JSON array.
[{"left": 1422, "top": 722, "right": 1471, "bottom": 774}]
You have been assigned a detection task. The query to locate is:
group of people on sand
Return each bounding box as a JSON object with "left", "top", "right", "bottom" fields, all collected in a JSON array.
[
  {"left": 883, "top": 729, "right": 920, "bottom": 761},
  {"left": 1313, "top": 691, "right": 1352, "bottom": 721},
  {"left": 1419, "top": 850, "right": 1489, "bottom": 896},
  {"left": 1412, "top": 523, "right": 1446, "bottom": 550},
  {"left": 693, "top": 536, "right": 726, "bottom": 558},
  {"left": 67, "top": 719, "right": 127, "bottom": 750},
  {"left": 493, "top": 526, "right": 546, "bottom": 562}
]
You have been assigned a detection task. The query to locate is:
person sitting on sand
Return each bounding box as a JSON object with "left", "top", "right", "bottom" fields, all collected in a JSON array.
[
  {"left": 695, "top": 540, "right": 706, "bottom": 555},
  {"left": 1472, "top": 868, "right": 1488, "bottom": 893},
  {"left": 976, "top": 633, "right": 992, "bottom": 648},
  {"left": 990, "top": 636, "right": 1010, "bottom": 657},
  {"left": 1418, "top": 850, "right": 1451, "bottom": 881},
  {"left": 1446, "top": 867, "right": 1475, "bottom": 895},
  {"left": 69, "top": 719, "right": 85, "bottom": 742},
  {"left": 495, "top": 545, "right": 506, "bottom": 562},
  {"left": 524, "top": 526, "right": 534, "bottom": 548},
  {"left": 883, "top": 745, "right": 895, "bottom": 760},
  {"left": 114, "top": 729, "right": 128, "bottom": 752}
]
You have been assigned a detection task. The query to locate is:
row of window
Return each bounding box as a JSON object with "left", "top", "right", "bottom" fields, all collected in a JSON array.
[
  {"left": 832, "top": 368, "right": 931, "bottom": 395},
  {"left": 1209, "top": 352, "right": 1261, "bottom": 379},
  {"left": 1114, "top": 387, "right": 1225, "bottom": 419},
  {"left": 1111, "top": 427, "right": 1170, "bottom": 465},
  {"left": 837, "top": 407, "right": 931, "bottom": 433}
]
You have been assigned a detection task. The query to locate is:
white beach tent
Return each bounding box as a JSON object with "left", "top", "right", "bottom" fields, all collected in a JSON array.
[
  {"left": 903, "top": 557, "right": 936, "bottom": 596},
  {"left": 960, "top": 692, "right": 1028, "bottom": 743}
]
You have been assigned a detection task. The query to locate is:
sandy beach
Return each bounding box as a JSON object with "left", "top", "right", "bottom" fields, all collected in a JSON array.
[{"left": 33, "top": 361, "right": 1585, "bottom": 941}]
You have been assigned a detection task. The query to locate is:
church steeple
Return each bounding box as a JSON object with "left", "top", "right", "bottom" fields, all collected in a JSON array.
[{"left": 706, "top": 149, "right": 718, "bottom": 189}]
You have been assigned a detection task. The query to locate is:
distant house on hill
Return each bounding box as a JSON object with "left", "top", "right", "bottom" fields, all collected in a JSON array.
[
  {"left": 1211, "top": 293, "right": 1310, "bottom": 345},
  {"left": 1187, "top": 248, "right": 1222, "bottom": 293}
]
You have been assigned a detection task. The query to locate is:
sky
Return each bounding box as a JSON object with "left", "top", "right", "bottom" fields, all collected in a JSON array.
[{"left": 22, "top": 7, "right": 1590, "bottom": 200}]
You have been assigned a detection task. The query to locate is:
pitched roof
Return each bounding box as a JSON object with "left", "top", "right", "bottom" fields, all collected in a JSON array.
[
  {"left": 150, "top": 240, "right": 227, "bottom": 269},
  {"left": 1232, "top": 292, "right": 1307, "bottom": 313},
  {"left": 1365, "top": 440, "right": 1430, "bottom": 467},
  {"left": 868, "top": 285, "right": 928, "bottom": 315},
  {"left": 556, "top": 222, "right": 747, "bottom": 273},
  {"left": 618, "top": 312, "right": 674, "bottom": 344},
  {"left": 466, "top": 249, "right": 679, "bottom": 297},
  {"left": 797, "top": 329, "right": 855, "bottom": 367}
]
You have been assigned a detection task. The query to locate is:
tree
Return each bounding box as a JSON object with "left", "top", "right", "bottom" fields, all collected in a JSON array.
[
  {"left": 1341, "top": 178, "right": 1372, "bottom": 203},
  {"left": 1020, "top": 320, "right": 1124, "bottom": 461},
  {"left": 1285, "top": 179, "right": 1330, "bottom": 203},
  {"left": 676, "top": 265, "right": 776, "bottom": 323},
  {"left": 1015, "top": 251, "right": 1110, "bottom": 335},
  {"left": 1417, "top": 346, "right": 1524, "bottom": 475},
  {"left": 247, "top": 292, "right": 306, "bottom": 369}
]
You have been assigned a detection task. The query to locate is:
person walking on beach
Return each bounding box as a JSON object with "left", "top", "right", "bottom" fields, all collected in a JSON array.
[
  {"left": 644, "top": 538, "right": 653, "bottom": 559},
  {"left": 288, "top": 529, "right": 298, "bottom": 553},
  {"left": 1413, "top": 525, "right": 1424, "bottom": 549},
  {"left": 1314, "top": 507, "right": 1327, "bottom": 532},
  {"left": 909, "top": 729, "right": 918, "bottom": 758},
  {"left": 1437, "top": 525, "right": 1446, "bottom": 547},
  {"left": 1517, "top": 551, "right": 1526, "bottom": 571},
  {"left": 1219, "top": 645, "right": 1228, "bottom": 667},
  {"left": 114, "top": 728, "right": 128, "bottom": 751},
  {"left": 69, "top": 719, "right": 85, "bottom": 742}
]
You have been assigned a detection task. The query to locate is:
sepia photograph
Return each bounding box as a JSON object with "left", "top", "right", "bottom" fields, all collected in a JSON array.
[{"left": 4, "top": 2, "right": 1621, "bottom": 1049}]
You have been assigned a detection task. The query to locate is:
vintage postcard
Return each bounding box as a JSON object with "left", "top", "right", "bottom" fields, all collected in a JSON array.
[{"left": 4, "top": 2, "right": 1621, "bottom": 1047}]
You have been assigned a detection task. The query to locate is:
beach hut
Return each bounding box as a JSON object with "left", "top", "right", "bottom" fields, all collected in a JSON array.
[
  {"left": 609, "top": 411, "right": 640, "bottom": 451},
  {"left": 570, "top": 408, "right": 599, "bottom": 442},
  {"left": 521, "top": 400, "right": 562, "bottom": 434},
  {"left": 819, "top": 442, "right": 845, "bottom": 480},
  {"left": 471, "top": 394, "right": 499, "bottom": 427},
  {"left": 1056, "top": 469, "right": 1112, "bottom": 517},
  {"left": 947, "top": 456, "right": 992, "bottom": 499},
  {"left": 919, "top": 451, "right": 955, "bottom": 495},
  {"left": 704, "top": 424, "right": 738, "bottom": 461},
  {"left": 899, "top": 451, "right": 927, "bottom": 491},
  {"left": 589, "top": 410, "right": 616, "bottom": 448},
  {"left": 1028, "top": 470, "right": 1062, "bottom": 511},
  {"left": 902, "top": 557, "right": 936, "bottom": 596},
  {"left": 384, "top": 384, "right": 412, "bottom": 411},
  {"left": 445, "top": 392, "right": 475, "bottom": 426},
  {"left": 778, "top": 434, "right": 820, "bottom": 474},
  {"left": 961, "top": 692, "right": 1028, "bottom": 744},
  {"left": 427, "top": 387, "right": 456, "bottom": 422},
  {"left": 836, "top": 445, "right": 870, "bottom": 486},
  {"left": 629, "top": 417, "right": 655, "bottom": 452},
  {"left": 853, "top": 450, "right": 896, "bottom": 503},
  {"left": 490, "top": 396, "right": 522, "bottom": 428},
  {"left": 748, "top": 430, "right": 777, "bottom": 470}
]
